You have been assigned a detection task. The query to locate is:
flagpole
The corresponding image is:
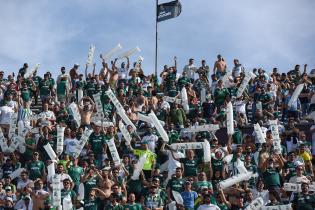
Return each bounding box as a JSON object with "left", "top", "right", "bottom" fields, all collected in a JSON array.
[{"left": 155, "top": 0, "right": 158, "bottom": 76}]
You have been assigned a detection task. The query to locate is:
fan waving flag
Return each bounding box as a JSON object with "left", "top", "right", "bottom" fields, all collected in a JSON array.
[{"left": 157, "top": 0, "right": 182, "bottom": 22}]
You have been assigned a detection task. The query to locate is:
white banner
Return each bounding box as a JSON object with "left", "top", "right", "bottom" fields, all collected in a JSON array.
[
  {"left": 226, "top": 102, "right": 234, "bottom": 135},
  {"left": 93, "top": 92, "right": 104, "bottom": 119},
  {"left": 68, "top": 102, "right": 81, "bottom": 126},
  {"left": 107, "top": 138, "right": 121, "bottom": 166},
  {"left": 148, "top": 111, "right": 169, "bottom": 143},
  {"left": 163, "top": 96, "right": 182, "bottom": 104},
  {"left": 44, "top": 144, "right": 58, "bottom": 161},
  {"left": 131, "top": 154, "right": 146, "bottom": 180},
  {"left": 102, "top": 43, "right": 123, "bottom": 60},
  {"left": 52, "top": 174, "right": 62, "bottom": 207},
  {"left": 186, "top": 124, "right": 220, "bottom": 133},
  {"left": 105, "top": 88, "right": 137, "bottom": 131},
  {"left": 78, "top": 89, "right": 83, "bottom": 103},
  {"left": 244, "top": 197, "right": 264, "bottom": 210},
  {"left": 56, "top": 126, "right": 65, "bottom": 155},
  {"left": 219, "top": 172, "right": 254, "bottom": 189},
  {"left": 283, "top": 182, "right": 315, "bottom": 192},
  {"left": 288, "top": 84, "right": 304, "bottom": 108},
  {"left": 236, "top": 71, "right": 256, "bottom": 98},
  {"left": 119, "top": 121, "right": 131, "bottom": 144},
  {"left": 261, "top": 204, "right": 292, "bottom": 210},
  {"left": 254, "top": 123, "right": 266, "bottom": 143},
  {"left": 170, "top": 142, "right": 204, "bottom": 150},
  {"left": 117, "top": 46, "right": 141, "bottom": 59},
  {"left": 9, "top": 167, "right": 25, "bottom": 180},
  {"left": 181, "top": 87, "right": 189, "bottom": 113},
  {"left": 86, "top": 45, "right": 95, "bottom": 65},
  {"left": 78, "top": 183, "right": 85, "bottom": 200}
]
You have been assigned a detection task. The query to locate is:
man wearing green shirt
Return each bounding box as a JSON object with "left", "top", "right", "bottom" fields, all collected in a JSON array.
[
  {"left": 27, "top": 152, "right": 45, "bottom": 180},
  {"left": 39, "top": 73, "right": 53, "bottom": 103},
  {"left": 213, "top": 80, "right": 229, "bottom": 109},
  {"left": 89, "top": 124, "right": 106, "bottom": 167},
  {"left": 67, "top": 158, "right": 84, "bottom": 192},
  {"left": 166, "top": 167, "right": 185, "bottom": 198}
]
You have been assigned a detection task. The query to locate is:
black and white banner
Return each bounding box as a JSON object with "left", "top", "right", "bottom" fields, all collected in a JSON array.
[{"left": 157, "top": 0, "right": 182, "bottom": 22}]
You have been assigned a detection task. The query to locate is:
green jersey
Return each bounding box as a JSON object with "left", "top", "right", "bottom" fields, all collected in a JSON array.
[
  {"left": 39, "top": 80, "right": 52, "bottom": 96},
  {"left": 123, "top": 203, "right": 142, "bottom": 210},
  {"left": 27, "top": 160, "right": 45, "bottom": 180},
  {"left": 214, "top": 87, "right": 229, "bottom": 107},
  {"left": 68, "top": 166, "right": 84, "bottom": 186},
  {"left": 193, "top": 181, "right": 213, "bottom": 192},
  {"left": 84, "top": 176, "right": 97, "bottom": 199},
  {"left": 180, "top": 158, "right": 201, "bottom": 177},
  {"left": 89, "top": 133, "right": 106, "bottom": 154},
  {"left": 20, "top": 88, "right": 31, "bottom": 102},
  {"left": 83, "top": 198, "right": 100, "bottom": 210},
  {"left": 292, "top": 193, "right": 315, "bottom": 210},
  {"left": 105, "top": 204, "right": 124, "bottom": 210},
  {"left": 263, "top": 167, "right": 281, "bottom": 188},
  {"left": 167, "top": 177, "right": 185, "bottom": 192}
]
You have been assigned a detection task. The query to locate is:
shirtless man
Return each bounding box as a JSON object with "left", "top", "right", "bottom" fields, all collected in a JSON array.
[
  {"left": 79, "top": 96, "right": 95, "bottom": 128},
  {"left": 97, "top": 169, "right": 115, "bottom": 200},
  {"left": 213, "top": 54, "right": 227, "bottom": 79}
]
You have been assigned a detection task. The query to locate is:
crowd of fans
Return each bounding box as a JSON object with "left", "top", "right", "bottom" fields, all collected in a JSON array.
[{"left": 0, "top": 54, "right": 314, "bottom": 210}]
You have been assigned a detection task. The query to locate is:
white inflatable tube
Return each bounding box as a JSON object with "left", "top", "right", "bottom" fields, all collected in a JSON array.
[
  {"left": 137, "top": 113, "right": 165, "bottom": 126},
  {"left": 93, "top": 92, "right": 104, "bottom": 119},
  {"left": 105, "top": 88, "right": 137, "bottom": 131},
  {"left": 68, "top": 102, "right": 81, "bottom": 127},
  {"left": 117, "top": 46, "right": 141, "bottom": 59},
  {"left": 148, "top": 111, "right": 169, "bottom": 143},
  {"left": 181, "top": 87, "right": 189, "bottom": 113},
  {"left": 9, "top": 167, "right": 24, "bottom": 180},
  {"left": 186, "top": 124, "right": 219, "bottom": 133},
  {"left": 226, "top": 102, "right": 234, "bottom": 135},
  {"left": 102, "top": 43, "right": 123, "bottom": 60},
  {"left": 119, "top": 121, "right": 131, "bottom": 144},
  {"left": 44, "top": 144, "right": 58, "bottom": 161},
  {"left": 131, "top": 154, "right": 147, "bottom": 180},
  {"left": 288, "top": 83, "right": 304, "bottom": 108},
  {"left": 163, "top": 96, "right": 182, "bottom": 104},
  {"left": 236, "top": 71, "right": 256, "bottom": 98},
  {"left": 222, "top": 71, "right": 232, "bottom": 88},
  {"left": 24, "top": 63, "right": 40, "bottom": 78},
  {"left": 219, "top": 172, "right": 253, "bottom": 189},
  {"left": 86, "top": 45, "right": 95, "bottom": 65},
  {"left": 52, "top": 174, "right": 62, "bottom": 207},
  {"left": 200, "top": 88, "right": 206, "bottom": 104},
  {"left": 9, "top": 113, "right": 18, "bottom": 139},
  {"left": 107, "top": 138, "right": 121, "bottom": 166},
  {"left": 56, "top": 126, "right": 65, "bottom": 155},
  {"left": 254, "top": 123, "right": 265, "bottom": 143},
  {"left": 203, "top": 140, "right": 211, "bottom": 162},
  {"left": 172, "top": 190, "right": 184, "bottom": 205},
  {"left": 47, "top": 163, "right": 55, "bottom": 181},
  {"left": 170, "top": 142, "right": 204, "bottom": 150}
]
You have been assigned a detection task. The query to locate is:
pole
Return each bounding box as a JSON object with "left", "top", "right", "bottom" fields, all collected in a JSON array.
[{"left": 155, "top": 0, "right": 158, "bottom": 76}]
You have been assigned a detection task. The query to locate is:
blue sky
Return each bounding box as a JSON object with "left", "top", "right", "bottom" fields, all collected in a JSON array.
[{"left": 0, "top": 0, "right": 314, "bottom": 78}]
